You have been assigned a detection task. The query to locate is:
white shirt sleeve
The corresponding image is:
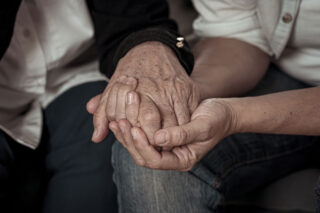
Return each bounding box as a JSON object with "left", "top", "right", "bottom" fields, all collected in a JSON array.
[{"left": 192, "top": 0, "right": 272, "bottom": 55}]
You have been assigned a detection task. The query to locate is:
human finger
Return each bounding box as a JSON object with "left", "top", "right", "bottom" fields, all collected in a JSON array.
[
  {"left": 92, "top": 89, "right": 110, "bottom": 143},
  {"left": 105, "top": 82, "right": 122, "bottom": 121},
  {"left": 159, "top": 106, "right": 178, "bottom": 129},
  {"left": 132, "top": 127, "right": 194, "bottom": 171},
  {"left": 115, "top": 77, "right": 137, "bottom": 121},
  {"left": 126, "top": 91, "right": 140, "bottom": 126},
  {"left": 154, "top": 117, "right": 210, "bottom": 147},
  {"left": 109, "top": 121, "right": 125, "bottom": 143},
  {"left": 86, "top": 94, "right": 102, "bottom": 114},
  {"left": 173, "top": 99, "right": 190, "bottom": 125},
  {"left": 138, "top": 96, "right": 161, "bottom": 144},
  {"left": 118, "top": 119, "right": 145, "bottom": 165}
]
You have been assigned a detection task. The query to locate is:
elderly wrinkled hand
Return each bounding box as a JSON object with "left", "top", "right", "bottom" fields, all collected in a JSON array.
[{"left": 87, "top": 41, "right": 200, "bottom": 145}]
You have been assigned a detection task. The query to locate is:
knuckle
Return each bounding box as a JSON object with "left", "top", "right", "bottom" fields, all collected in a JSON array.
[
  {"left": 106, "top": 109, "right": 116, "bottom": 121},
  {"left": 118, "top": 119, "right": 128, "bottom": 128},
  {"left": 116, "top": 113, "right": 126, "bottom": 121},
  {"left": 127, "top": 116, "right": 137, "bottom": 127},
  {"left": 99, "top": 92, "right": 109, "bottom": 103},
  {"left": 108, "top": 114, "right": 116, "bottom": 121},
  {"left": 118, "top": 84, "right": 131, "bottom": 93},
  {"left": 93, "top": 112, "right": 106, "bottom": 125},
  {"left": 141, "top": 111, "right": 159, "bottom": 123},
  {"left": 182, "top": 160, "right": 195, "bottom": 172},
  {"left": 177, "top": 129, "right": 188, "bottom": 145},
  {"left": 127, "top": 77, "right": 137, "bottom": 87},
  {"left": 182, "top": 148, "right": 198, "bottom": 170}
]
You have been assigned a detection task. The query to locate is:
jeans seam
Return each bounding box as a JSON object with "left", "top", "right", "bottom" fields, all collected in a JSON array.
[{"left": 220, "top": 144, "right": 315, "bottom": 179}]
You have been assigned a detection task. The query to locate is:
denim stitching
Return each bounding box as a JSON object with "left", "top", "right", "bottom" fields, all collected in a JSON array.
[{"left": 220, "top": 144, "right": 315, "bottom": 179}]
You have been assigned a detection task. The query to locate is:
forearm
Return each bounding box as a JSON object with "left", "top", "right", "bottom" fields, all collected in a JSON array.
[
  {"left": 191, "top": 38, "right": 270, "bottom": 100},
  {"left": 228, "top": 86, "right": 320, "bottom": 135}
]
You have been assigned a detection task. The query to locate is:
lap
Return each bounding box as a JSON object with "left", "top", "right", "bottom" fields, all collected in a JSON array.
[
  {"left": 113, "top": 133, "right": 319, "bottom": 212},
  {"left": 1, "top": 81, "right": 118, "bottom": 213},
  {"left": 43, "top": 81, "right": 110, "bottom": 172},
  {"left": 192, "top": 65, "right": 318, "bottom": 199},
  {"left": 0, "top": 130, "right": 46, "bottom": 213},
  {"left": 112, "top": 66, "right": 320, "bottom": 211},
  {"left": 112, "top": 141, "right": 222, "bottom": 213},
  {"left": 42, "top": 81, "right": 117, "bottom": 213},
  {"left": 0, "top": 130, "right": 12, "bottom": 180},
  {"left": 0, "top": 130, "right": 12, "bottom": 210},
  {"left": 193, "top": 133, "right": 319, "bottom": 199}
]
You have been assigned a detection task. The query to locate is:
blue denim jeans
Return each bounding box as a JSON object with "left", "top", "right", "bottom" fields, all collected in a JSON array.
[{"left": 112, "top": 66, "right": 320, "bottom": 212}]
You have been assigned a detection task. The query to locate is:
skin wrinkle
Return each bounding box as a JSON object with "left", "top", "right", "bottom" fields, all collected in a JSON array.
[
  {"left": 137, "top": 76, "right": 183, "bottom": 128},
  {"left": 91, "top": 42, "right": 200, "bottom": 160},
  {"left": 186, "top": 145, "right": 199, "bottom": 171},
  {"left": 173, "top": 100, "right": 190, "bottom": 125},
  {"left": 106, "top": 84, "right": 121, "bottom": 121}
]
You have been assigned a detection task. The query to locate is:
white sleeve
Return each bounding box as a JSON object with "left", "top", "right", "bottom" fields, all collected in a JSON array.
[{"left": 192, "top": 0, "right": 272, "bottom": 55}]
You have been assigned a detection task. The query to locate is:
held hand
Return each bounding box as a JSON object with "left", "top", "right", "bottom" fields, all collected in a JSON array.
[
  {"left": 86, "top": 94, "right": 101, "bottom": 115},
  {"left": 86, "top": 76, "right": 140, "bottom": 124},
  {"left": 89, "top": 75, "right": 138, "bottom": 142},
  {"left": 88, "top": 41, "right": 200, "bottom": 143},
  {"left": 113, "top": 96, "right": 238, "bottom": 171}
]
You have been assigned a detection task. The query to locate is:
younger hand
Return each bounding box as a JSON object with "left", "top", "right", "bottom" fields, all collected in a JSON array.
[{"left": 113, "top": 93, "right": 239, "bottom": 171}]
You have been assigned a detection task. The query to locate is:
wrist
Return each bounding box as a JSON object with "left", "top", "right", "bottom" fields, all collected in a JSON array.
[
  {"left": 113, "top": 28, "right": 194, "bottom": 76},
  {"left": 116, "top": 41, "right": 187, "bottom": 79},
  {"left": 216, "top": 98, "right": 244, "bottom": 135},
  {"left": 222, "top": 97, "right": 264, "bottom": 134},
  {"left": 125, "top": 41, "right": 176, "bottom": 64}
]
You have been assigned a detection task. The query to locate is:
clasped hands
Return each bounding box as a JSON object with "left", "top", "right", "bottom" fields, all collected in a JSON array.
[{"left": 86, "top": 42, "right": 237, "bottom": 171}]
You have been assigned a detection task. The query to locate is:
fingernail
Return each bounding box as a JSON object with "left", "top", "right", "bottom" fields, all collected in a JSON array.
[
  {"left": 156, "top": 131, "right": 168, "bottom": 145},
  {"left": 127, "top": 92, "right": 133, "bottom": 104},
  {"left": 118, "top": 75, "right": 127, "bottom": 83}
]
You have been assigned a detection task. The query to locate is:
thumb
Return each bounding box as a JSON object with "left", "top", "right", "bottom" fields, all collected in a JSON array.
[
  {"left": 86, "top": 94, "right": 102, "bottom": 114},
  {"left": 154, "top": 117, "right": 211, "bottom": 147}
]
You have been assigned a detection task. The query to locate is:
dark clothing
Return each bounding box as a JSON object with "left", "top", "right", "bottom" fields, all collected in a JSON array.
[
  {"left": 0, "top": 81, "right": 117, "bottom": 213},
  {"left": 0, "top": 0, "right": 194, "bottom": 212},
  {"left": 0, "top": 0, "right": 194, "bottom": 77}
]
